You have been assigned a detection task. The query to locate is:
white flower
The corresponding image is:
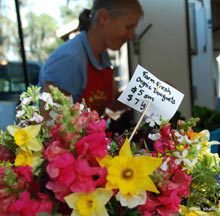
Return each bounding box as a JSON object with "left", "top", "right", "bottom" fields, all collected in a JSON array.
[
  {"left": 145, "top": 113, "right": 161, "bottom": 127},
  {"left": 148, "top": 133, "right": 161, "bottom": 141},
  {"left": 40, "top": 92, "right": 53, "bottom": 110},
  {"left": 160, "top": 157, "right": 170, "bottom": 171},
  {"left": 30, "top": 112, "right": 44, "bottom": 123},
  {"left": 40, "top": 92, "right": 60, "bottom": 110},
  {"left": 116, "top": 191, "right": 147, "bottom": 208},
  {"left": 21, "top": 96, "right": 33, "bottom": 105},
  {"left": 16, "top": 110, "right": 25, "bottom": 118},
  {"left": 199, "top": 130, "right": 210, "bottom": 142},
  {"left": 80, "top": 103, "right": 85, "bottom": 111},
  {"left": 174, "top": 131, "right": 192, "bottom": 144},
  {"left": 174, "top": 149, "right": 191, "bottom": 166},
  {"left": 196, "top": 143, "right": 201, "bottom": 151}
]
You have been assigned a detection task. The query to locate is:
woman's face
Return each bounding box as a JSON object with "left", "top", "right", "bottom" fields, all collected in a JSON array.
[{"left": 101, "top": 10, "right": 140, "bottom": 50}]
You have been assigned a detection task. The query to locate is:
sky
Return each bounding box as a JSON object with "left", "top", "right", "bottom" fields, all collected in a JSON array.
[
  {"left": 26, "top": 0, "right": 89, "bottom": 23},
  {"left": 4, "top": 0, "right": 91, "bottom": 25}
]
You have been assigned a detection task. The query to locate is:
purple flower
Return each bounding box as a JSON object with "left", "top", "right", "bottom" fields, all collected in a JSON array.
[{"left": 216, "top": 175, "right": 220, "bottom": 184}]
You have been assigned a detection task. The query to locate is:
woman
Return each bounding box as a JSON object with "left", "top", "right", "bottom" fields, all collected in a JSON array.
[{"left": 39, "top": 0, "right": 143, "bottom": 114}]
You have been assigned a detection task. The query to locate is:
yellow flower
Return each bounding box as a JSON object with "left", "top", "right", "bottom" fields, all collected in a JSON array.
[
  {"left": 64, "top": 188, "right": 112, "bottom": 216},
  {"left": 179, "top": 205, "right": 217, "bottom": 216},
  {"left": 7, "top": 125, "right": 42, "bottom": 152},
  {"left": 100, "top": 138, "right": 162, "bottom": 197},
  {"left": 15, "top": 150, "right": 43, "bottom": 168},
  {"left": 15, "top": 150, "right": 33, "bottom": 166},
  {"left": 187, "top": 131, "right": 199, "bottom": 140}
]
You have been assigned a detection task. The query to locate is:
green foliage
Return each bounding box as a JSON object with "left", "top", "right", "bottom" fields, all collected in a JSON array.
[
  {"left": 107, "top": 197, "right": 141, "bottom": 216},
  {"left": 24, "top": 12, "right": 60, "bottom": 62},
  {"left": 192, "top": 106, "right": 220, "bottom": 131},
  {"left": 37, "top": 213, "right": 53, "bottom": 216},
  {"left": 187, "top": 154, "right": 220, "bottom": 210},
  {"left": 49, "top": 85, "right": 72, "bottom": 108},
  {"left": 0, "top": 130, "right": 16, "bottom": 152},
  {"left": 108, "top": 141, "right": 119, "bottom": 156},
  {"left": 4, "top": 166, "right": 17, "bottom": 188},
  {"left": 176, "top": 117, "right": 200, "bottom": 133}
]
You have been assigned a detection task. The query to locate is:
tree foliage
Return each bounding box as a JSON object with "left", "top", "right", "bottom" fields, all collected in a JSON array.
[
  {"left": 24, "top": 12, "right": 63, "bottom": 63},
  {"left": 0, "top": 0, "right": 92, "bottom": 63}
]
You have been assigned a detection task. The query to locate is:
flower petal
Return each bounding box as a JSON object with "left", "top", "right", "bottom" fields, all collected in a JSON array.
[
  {"left": 28, "top": 138, "right": 43, "bottom": 151},
  {"left": 145, "top": 176, "right": 160, "bottom": 193},
  {"left": 97, "top": 155, "right": 112, "bottom": 168},
  {"left": 95, "top": 188, "right": 113, "bottom": 205},
  {"left": 24, "top": 125, "right": 41, "bottom": 138},
  {"left": 64, "top": 193, "right": 79, "bottom": 209},
  {"left": 119, "top": 138, "right": 132, "bottom": 157},
  {"left": 142, "top": 156, "right": 163, "bottom": 175},
  {"left": 7, "top": 125, "right": 19, "bottom": 136}
]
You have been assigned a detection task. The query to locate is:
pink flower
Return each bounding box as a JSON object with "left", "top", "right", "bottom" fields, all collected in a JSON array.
[
  {"left": 172, "top": 169, "right": 192, "bottom": 197},
  {"left": 139, "top": 191, "right": 180, "bottom": 216},
  {"left": 160, "top": 179, "right": 179, "bottom": 194},
  {"left": 46, "top": 152, "right": 76, "bottom": 183},
  {"left": 37, "top": 193, "right": 54, "bottom": 213},
  {"left": 160, "top": 124, "right": 171, "bottom": 137},
  {"left": 0, "top": 166, "right": 32, "bottom": 213},
  {"left": 0, "top": 195, "right": 17, "bottom": 214},
  {"left": 153, "top": 140, "right": 166, "bottom": 154},
  {"left": 75, "top": 132, "right": 109, "bottom": 160},
  {"left": 43, "top": 140, "right": 68, "bottom": 161},
  {"left": 14, "top": 166, "right": 32, "bottom": 183},
  {"left": 86, "top": 119, "right": 106, "bottom": 134},
  {"left": 71, "top": 102, "right": 81, "bottom": 112},
  {"left": 8, "top": 192, "right": 52, "bottom": 215},
  {"left": 45, "top": 152, "right": 106, "bottom": 201},
  {"left": 153, "top": 124, "right": 176, "bottom": 154},
  {"left": 157, "top": 190, "right": 180, "bottom": 213},
  {"left": 69, "top": 159, "right": 107, "bottom": 192},
  {"left": 50, "top": 124, "right": 71, "bottom": 149},
  {"left": 46, "top": 181, "right": 71, "bottom": 202},
  {"left": 64, "top": 131, "right": 80, "bottom": 143},
  {"left": 138, "top": 193, "right": 160, "bottom": 215}
]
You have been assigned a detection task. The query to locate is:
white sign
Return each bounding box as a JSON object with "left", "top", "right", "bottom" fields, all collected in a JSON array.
[{"left": 118, "top": 65, "right": 184, "bottom": 120}]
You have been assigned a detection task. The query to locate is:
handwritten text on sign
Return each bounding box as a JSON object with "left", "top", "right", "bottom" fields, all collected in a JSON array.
[{"left": 118, "top": 65, "right": 184, "bottom": 120}]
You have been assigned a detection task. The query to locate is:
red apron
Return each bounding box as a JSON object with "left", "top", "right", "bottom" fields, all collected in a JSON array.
[{"left": 79, "top": 63, "right": 113, "bottom": 114}]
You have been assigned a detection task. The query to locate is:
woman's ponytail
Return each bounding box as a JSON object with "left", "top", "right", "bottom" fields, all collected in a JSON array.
[{"left": 78, "top": 9, "right": 91, "bottom": 32}]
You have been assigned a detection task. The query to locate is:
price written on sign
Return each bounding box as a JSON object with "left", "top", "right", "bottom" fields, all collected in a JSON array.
[{"left": 118, "top": 65, "right": 184, "bottom": 120}]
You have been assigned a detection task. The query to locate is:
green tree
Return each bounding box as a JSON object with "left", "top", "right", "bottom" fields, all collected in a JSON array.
[
  {"left": 24, "top": 12, "right": 63, "bottom": 63},
  {"left": 59, "top": 0, "right": 93, "bottom": 25},
  {"left": 0, "top": 0, "right": 19, "bottom": 60}
]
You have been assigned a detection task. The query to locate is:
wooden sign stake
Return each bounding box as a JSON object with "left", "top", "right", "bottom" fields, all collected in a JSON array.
[
  {"left": 128, "top": 85, "right": 161, "bottom": 143},
  {"left": 128, "top": 100, "right": 151, "bottom": 143}
]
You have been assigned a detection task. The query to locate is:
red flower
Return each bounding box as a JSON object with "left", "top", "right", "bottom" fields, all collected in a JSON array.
[
  {"left": 0, "top": 145, "right": 15, "bottom": 163},
  {"left": 75, "top": 132, "right": 109, "bottom": 160},
  {"left": 43, "top": 140, "right": 69, "bottom": 161},
  {"left": 45, "top": 152, "right": 106, "bottom": 201},
  {"left": 14, "top": 166, "right": 32, "bottom": 183},
  {"left": 172, "top": 169, "right": 192, "bottom": 197},
  {"left": 86, "top": 119, "right": 107, "bottom": 134},
  {"left": 8, "top": 192, "right": 52, "bottom": 215},
  {"left": 154, "top": 124, "right": 176, "bottom": 154}
]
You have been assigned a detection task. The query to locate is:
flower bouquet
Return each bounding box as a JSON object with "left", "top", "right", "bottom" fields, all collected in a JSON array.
[{"left": 0, "top": 85, "right": 219, "bottom": 216}]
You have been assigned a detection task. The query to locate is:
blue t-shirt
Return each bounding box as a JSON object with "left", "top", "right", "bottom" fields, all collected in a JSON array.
[{"left": 38, "top": 31, "right": 111, "bottom": 101}]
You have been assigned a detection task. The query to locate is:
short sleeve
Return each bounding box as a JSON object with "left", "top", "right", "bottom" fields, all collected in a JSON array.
[{"left": 39, "top": 44, "right": 88, "bottom": 101}]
